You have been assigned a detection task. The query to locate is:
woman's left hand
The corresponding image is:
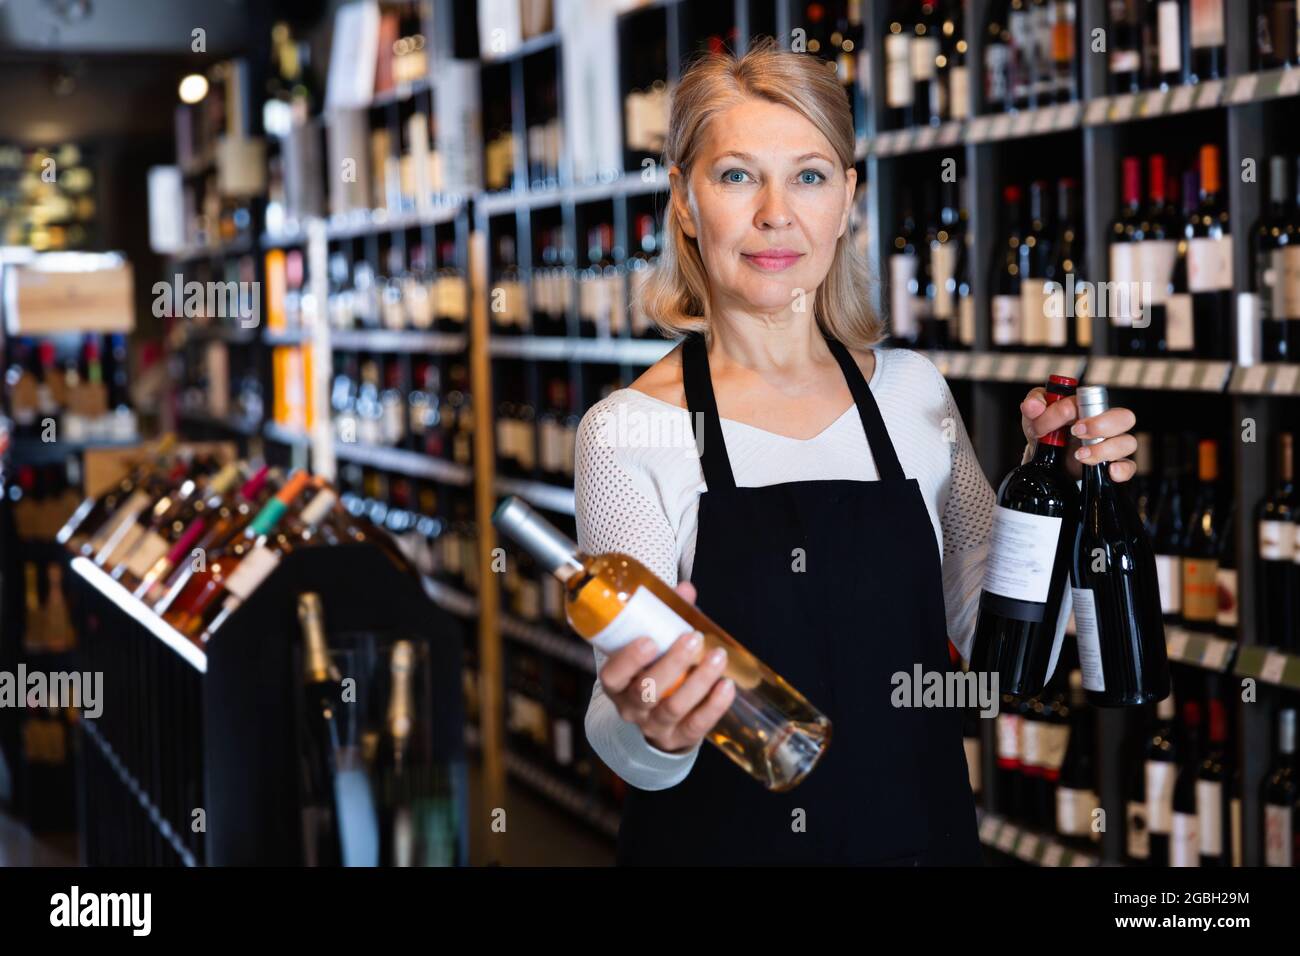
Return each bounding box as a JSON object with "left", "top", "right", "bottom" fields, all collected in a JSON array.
[{"left": 1019, "top": 387, "right": 1138, "bottom": 482}]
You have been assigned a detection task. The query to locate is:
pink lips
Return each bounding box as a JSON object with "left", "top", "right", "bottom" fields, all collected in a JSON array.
[{"left": 742, "top": 249, "right": 803, "bottom": 272}]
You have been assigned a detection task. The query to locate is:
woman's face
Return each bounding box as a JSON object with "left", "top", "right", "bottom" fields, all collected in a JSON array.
[{"left": 671, "top": 96, "right": 856, "bottom": 321}]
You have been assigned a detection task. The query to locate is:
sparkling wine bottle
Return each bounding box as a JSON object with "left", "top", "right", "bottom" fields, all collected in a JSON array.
[{"left": 493, "top": 496, "right": 831, "bottom": 791}]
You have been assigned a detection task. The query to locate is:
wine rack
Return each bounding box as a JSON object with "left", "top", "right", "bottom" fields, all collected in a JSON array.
[
  {"left": 142, "top": 0, "right": 1300, "bottom": 864},
  {"left": 66, "top": 541, "right": 468, "bottom": 866}
]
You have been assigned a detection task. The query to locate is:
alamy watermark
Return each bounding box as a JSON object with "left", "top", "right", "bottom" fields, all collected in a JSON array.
[
  {"left": 0, "top": 665, "right": 102, "bottom": 718},
  {"left": 891, "top": 664, "right": 999, "bottom": 718},
  {"left": 151, "top": 273, "right": 261, "bottom": 328}
]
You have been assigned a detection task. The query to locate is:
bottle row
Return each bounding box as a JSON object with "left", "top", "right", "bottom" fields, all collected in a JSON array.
[
  {"left": 19, "top": 559, "right": 74, "bottom": 655},
  {"left": 57, "top": 447, "right": 402, "bottom": 647},
  {"left": 325, "top": 239, "right": 469, "bottom": 333},
  {"left": 5, "top": 333, "right": 135, "bottom": 442},
  {"left": 330, "top": 354, "right": 474, "bottom": 462},
  {"left": 175, "top": 340, "right": 265, "bottom": 427}
]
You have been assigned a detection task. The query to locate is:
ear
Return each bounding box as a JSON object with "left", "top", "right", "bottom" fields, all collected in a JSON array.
[
  {"left": 668, "top": 164, "right": 698, "bottom": 240},
  {"left": 837, "top": 166, "right": 857, "bottom": 239}
]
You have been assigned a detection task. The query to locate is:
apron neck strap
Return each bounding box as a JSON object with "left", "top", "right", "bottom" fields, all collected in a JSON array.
[{"left": 681, "top": 331, "right": 907, "bottom": 489}]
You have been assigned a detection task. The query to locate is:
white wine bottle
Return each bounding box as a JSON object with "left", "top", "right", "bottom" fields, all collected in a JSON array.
[{"left": 493, "top": 496, "right": 831, "bottom": 791}]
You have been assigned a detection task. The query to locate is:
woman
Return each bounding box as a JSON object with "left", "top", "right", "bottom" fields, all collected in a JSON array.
[{"left": 574, "top": 40, "right": 1137, "bottom": 866}]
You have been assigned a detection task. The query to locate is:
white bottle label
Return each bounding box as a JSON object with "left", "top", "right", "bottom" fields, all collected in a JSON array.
[
  {"left": 88, "top": 489, "right": 150, "bottom": 554},
  {"left": 890, "top": 254, "right": 919, "bottom": 338},
  {"left": 1057, "top": 787, "right": 1098, "bottom": 836},
  {"left": 1127, "top": 800, "right": 1150, "bottom": 859},
  {"left": 911, "top": 35, "right": 939, "bottom": 81},
  {"left": 885, "top": 34, "right": 914, "bottom": 107},
  {"left": 930, "top": 242, "right": 956, "bottom": 319},
  {"left": 959, "top": 295, "right": 976, "bottom": 346},
  {"left": 125, "top": 530, "right": 171, "bottom": 580},
  {"left": 992, "top": 294, "right": 1021, "bottom": 345},
  {"left": 1021, "top": 720, "right": 1043, "bottom": 769},
  {"left": 1108, "top": 243, "right": 1137, "bottom": 327},
  {"left": 1039, "top": 723, "right": 1069, "bottom": 772},
  {"left": 1196, "top": 779, "right": 1223, "bottom": 857},
  {"left": 963, "top": 735, "right": 982, "bottom": 793},
  {"left": 949, "top": 65, "right": 969, "bottom": 118},
  {"left": 1155, "top": 553, "right": 1183, "bottom": 613},
  {"left": 1071, "top": 588, "right": 1105, "bottom": 692},
  {"left": 1215, "top": 567, "right": 1238, "bottom": 628},
  {"left": 1188, "top": 235, "right": 1234, "bottom": 292},
  {"left": 1264, "top": 803, "right": 1293, "bottom": 866},
  {"left": 996, "top": 712, "right": 1021, "bottom": 761},
  {"left": 1190, "top": 0, "right": 1225, "bottom": 49},
  {"left": 553, "top": 718, "right": 573, "bottom": 766},
  {"left": 1165, "top": 293, "right": 1194, "bottom": 351},
  {"left": 1259, "top": 519, "right": 1295, "bottom": 560},
  {"left": 1140, "top": 239, "right": 1179, "bottom": 305},
  {"left": 1158, "top": 1, "right": 1183, "bottom": 73},
  {"left": 588, "top": 584, "right": 694, "bottom": 658},
  {"left": 1146, "top": 761, "right": 1176, "bottom": 833},
  {"left": 1171, "top": 811, "right": 1200, "bottom": 867},
  {"left": 222, "top": 545, "right": 282, "bottom": 601},
  {"left": 983, "top": 506, "right": 1063, "bottom": 604},
  {"left": 1020, "top": 277, "right": 1049, "bottom": 346},
  {"left": 1282, "top": 245, "right": 1300, "bottom": 318}
]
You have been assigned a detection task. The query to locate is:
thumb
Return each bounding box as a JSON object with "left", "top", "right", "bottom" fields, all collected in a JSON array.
[{"left": 674, "top": 580, "right": 697, "bottom": 604}]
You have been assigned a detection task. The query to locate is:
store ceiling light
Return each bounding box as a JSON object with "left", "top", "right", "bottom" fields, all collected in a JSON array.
[{"left": 178, "top": 74, "right": 208, "bottom": 104}]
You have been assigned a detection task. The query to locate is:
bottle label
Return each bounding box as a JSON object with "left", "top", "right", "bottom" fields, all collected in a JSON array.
[
  {"left": 1057, "top": 787, "right": 1099, "bottom": 836},
  {"left": 1171, "top": 812, "right": 1201, "bottom": 867},
  {"left": 1230, "top": 796, "right": 1242, "bottom": 867},
  {"left": 101, "top": 522, "right": 145, "bottom": 570},
  {"left": 1127, "top": 799, "right": 1150, "bottom": 859},
  {"left": 949, "top": 65, "right": 969, "bottom": 119},
  {"left": 911, "top": 35, "right": 939, "bottom": 81},
  {"left": 960, "top": 295, "right": 976, "bottom": 346},
  {"left": 125, "top": 530, "right": 170, "bottom": 580},
  {"left": 553, "top": 717, "right": 573, "bottom": 767},
  {"left": 1187, "top": 236, "right": 1234, "bottom": 292},
  {"left": 1108, "top": 243, "right": 1137, "bottom": 327},
  {"left": 1155, "top": 553, "right": 1183, "bottom": 613},
  {"left": 1283, "top": 246, "right": 1300, "bottom": 318},
  {"left": 963, "top": 735, "right": 981, "bottom": 793},
  {"left": 1039, "top": 723, "right": 1069, "bottom": 774},
  {"left": 1165, "top": 293, "right": 1194, "bottom": 351},
  {"left": 1021, "top": 719, "right": 1043, "bottom": 770},
  {"left": 1196, "top": 779, "right": 1223, "bottom": 856},
  {"left": 1182, "top": 556, "right": 1219, "bottom": 622},
  {"left": 996, "top": 712, "right": 1021, "bottom": 763},
  {"left": 985, "top": 44, "right": 1010, "bottom": 101},
  {"left": 885, "top": 34, "right": 914, "bottom": 107},
  {"left": 983, "top": 505, "right": 1063, "bottom": 604},
  {"left": 1190, "top": 0, "right": 1225, "bottom": 49},
  {"left": 1020, "top": 277, "right": 1049, "bottom": 346},
  {"left": 889, "top": 254, "right": 919, "bottom": 339},
  {"left": 588, "top": 584, "right": 694, "bottom": 658},
  {"left": 1264, "top": 803, "right": 1293, "bottom": 866},
  {"left": 992, "top": 295, "right": 1021, "bottom": 345},
  {"left": 1158, "top": 1, "right": 1183, "bottom": 72},
  {"left": 87, "top": 489, "right": 150, "bottom": 554},
  {"left": 1071, "top": 587, "right": 1106, "bottom": 692},
  {"left": 222, "top": 545, "right": 282, "bottom": 601},
  {"left": 1139, "top": 239, "right": 1179, "bottom": 306},
  {"left": 930, "top": 242, "right": 956, "bottom": 319},
  {"left": 1146, "top": 761, "right": 1176, "bottom": 833},
  {"left": 1111, "top": 49, "right": 1141, "bottom": 74},
  {"left": 1260, "top": 519, "right": 1296, "bottom": 560},
  {"left": 1215, "top": 567, "right": 1238, "bottom": 628}
]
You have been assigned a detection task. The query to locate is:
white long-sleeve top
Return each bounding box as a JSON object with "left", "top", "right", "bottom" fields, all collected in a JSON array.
[{"left": 574, "top": 346, "right": 997, "bottom": 791}]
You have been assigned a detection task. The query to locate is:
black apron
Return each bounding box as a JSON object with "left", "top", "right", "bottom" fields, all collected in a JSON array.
[{"left": 615, "top": 332, "right": 983, "bottom": 866}]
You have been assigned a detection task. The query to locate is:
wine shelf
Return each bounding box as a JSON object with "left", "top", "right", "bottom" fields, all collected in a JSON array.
[
  {"left": 263, "top": 328, "right": 312, "bottom": 346},
  {"left": 1229, "top": 363, "right": 1300, "bottom": 397},
  {"left": 422, "top": 576, "right": 479, "bottom": 620},
  {"left": 183, "top": 325, "right": 259, "bottom": 346},
  {"left": 330, "top": 329, "right": 468, "bottom": 354},
  {"left": 178, "top": 410, "right": 262, "bottom": 437},
  {"left": 262, "top": 421, "right": 311, "bottom": 447},
  {"left": 474, "top": 168, "right": 670, "bottom": 216},
  {"left": 976, "top": 810, "right": 1099, "bottom": 868},
  {"left": 1164, "top": 626, "right": 1237, "bottom": 673},
  {"left": 1084, "top": 357, "right": 1234, "bottom": 394},
  {"left": 333, "top": 441, "right": 473, "bottom": 485},
  {"left": 167, "top": 236, "right": 255, "bottom": 263},
  {"left": 7, "top": 435, "right": 141, "bottom": 466},
  {"left": 323, "top": 200, "right": 468, "bottom": 240},
  {"left": 500, "top": 613, "right": 596, "bottom": 674},
  {"left": 494, "top": 476, "right": 575, "bottom": 515},
  {"left": 1233, "top": 646, "right": 1300, "bottom": 693},
  {"left": 922, "top": 351, "right": 1089, "bottom": 385},
  {"left": 487, "top": 335, "right": 675, "bottom": 366}
]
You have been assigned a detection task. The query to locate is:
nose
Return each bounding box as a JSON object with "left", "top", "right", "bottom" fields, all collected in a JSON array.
[{"left": 754, "top": 181, "right": 792, "bottom": 229}]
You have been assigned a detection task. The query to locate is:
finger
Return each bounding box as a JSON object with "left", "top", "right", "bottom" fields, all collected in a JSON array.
[
  {"left": 647, "top": 644, "right": 729, "bottom": 728},
  {"left": 673, "top": 580, "right": 697, "bottom": 604},
  {"left": 1019, "top": 387, "right": 1047, "bottom": 420},
  {"left": 598, "top": 637, "right": 662, "bottom": 695},
  {"left": 675, "top": 676, "right": 736, "bottom": 744},
  {"left": 1107, "top": 459, "right": 1137, "bottom": 482},
  {"left": 1070, "top": 406, "right": 1137, "bottom": 442},
  {"left": 1030, "top": 395, "right": 1078, "bottom": 438},
  {"left": 1074, "top": 434, "right": 1138, "bottom": 466},
  {"left": 638, "top": 631, "right": 706, "bottom": 706}
]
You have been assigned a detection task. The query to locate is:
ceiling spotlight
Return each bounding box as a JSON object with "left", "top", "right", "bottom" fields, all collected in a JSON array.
[{"left": 178, "top": 73, "right": 209, "bottom": 104}]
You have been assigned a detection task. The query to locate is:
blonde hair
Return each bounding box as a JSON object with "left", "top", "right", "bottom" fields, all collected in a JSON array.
[{"left": 638, "top": 37, "right": 883, "bottom": 349}]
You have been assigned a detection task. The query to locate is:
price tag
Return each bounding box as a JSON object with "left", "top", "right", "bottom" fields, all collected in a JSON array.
[
  {"left": 972, "top": 353, "right": 996, "bottom": 379},
  {"left": 1202, "top": 639, "right": 1232, "bottom": 670},
  {"left": 1041, "top": 842, "right": 1065, "bottom": 868},
  {"left": 1232, "top": 74, "right": 1260, "bottom": 104},
  {"left": 1088, "top": 357, "right": 1115, "bottom": 383},
  {"left": 1141, "top": 361, "right": 1167, "bottom": 389},
  {"left": 1272, "top": 364, "right": 1300, "bottom": 394},
  {"left": 1012, "top": 110, "right": 1035, "bottom": 137},
  {"left": 991, "top": 113, "right": 1014, "bottom": 140},
  {"left": 1169, "top": 361, "right": 1198, "bottom": 390},
  {"left": 1281, "top": 69, "right": 1300, "bottom": 97},
  {"left": 1196, "top": 79, "right": 1223, "bottom": 109},
  {"left": 996, "top": 823, "right": 1020, "bottom": 853},
  {"left": 1167, "top": 628, "right": 1189, "bottom": 662},
  {"left": 1261, "top": 651, "right": 1289, "bottom": 685},
  {"left": 970, "top": 116, "right": 992, "bottom": 141},
  {"left": 1085, "top": 97, "right": 1112, "bottom": 125},
  {"left": 1110, "top": 93, "right": 1138, "bottom": 120},
  {"left": 1015, "top": 832, "right": 1042, "bottom": 862},
  {"left": 979, "top": 814, "right": 1001, "bottom": 843},
  {"left": 1034, "top": 105, "right": 1058, "bottom": 133},
  {"left": 1140, "top": 90, "right": 1168, "bottom": 117},
  {"left": 1072, "top": 852, "right": 1095, "bottom": 867},
  {"left": 916, "top": 126, "right": 938, "bottom": 150},
  {"left": 1056, "top": 101, "right": 1082, "bottom": 129},
  {"left": 1240, "top": 364, "right": 1270, "bottom": 393},
  {"left": 940, "top": 122, "right": 962, "bottom": 146},
  {"left": 999, "top": 356, "right": 1024, "bottom": 381},
  {"left": 949, "top": 352, "right": 972, "bottom": 376},
  {"left": 1169, "top": 85, "right": 1196, "bottom": 113},
  {"left": 1117, "top": 359, "right": 1143, "bottom": 387},
  {"left": 1028, "top": 355, "right": 1052, "bottom": 382}
]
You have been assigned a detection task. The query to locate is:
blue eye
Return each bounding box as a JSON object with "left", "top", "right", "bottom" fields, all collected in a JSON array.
[
  {"left": 798, "top": 169, "right": 826, "bottom": 185},
  {"left": 721, "top": 168, "right": 752, "bottom": 184}
]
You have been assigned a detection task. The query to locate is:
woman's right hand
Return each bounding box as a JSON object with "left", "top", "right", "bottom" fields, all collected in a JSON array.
[{"left": 597, "top": 581, "right": 736, "bottom": 754}]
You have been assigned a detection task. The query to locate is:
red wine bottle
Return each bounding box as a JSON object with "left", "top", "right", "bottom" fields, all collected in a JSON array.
[
  {"left": 1145, "top": 692, "right": 1178, "bottom": 866},
  {"left": 1109, "top": 156, "right": 1144, "bottom": 356},
  {"left": 1055, "top": 669, "right": 1100, "bottom": 851},
  {"left": 991, "top": 184, "right": 1025, "bottom": 349},
  {"left": 297, "top": 593, "right": 343, "bottom": 866},
  {"left": 1186, "top": 144, "right": 1232, "bottom": 360},
  {"left": 971, "top": 374, "right": 1079, "bottom": 698},
  {"left": 1125, "top": 712, "right": 1152, "bottom": 864},
  {"left": 1180, "top": 439, "right": 1222, "bottom": 633},
  {"left": 1170, "top": 699, "right": 1202, "bottom": 866},
  {"left": 1197, "top": 694, "right": 1229, "bottom": 867},
  {"left": 1258, "top": 433, "right": 1298, "bottom": 650},
  {"left": 1263, "top": 707, "right": 1297, "bottom": 867},
  {"left": 1069, "top": 385, "right": 1170, "bottom": 707}
]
